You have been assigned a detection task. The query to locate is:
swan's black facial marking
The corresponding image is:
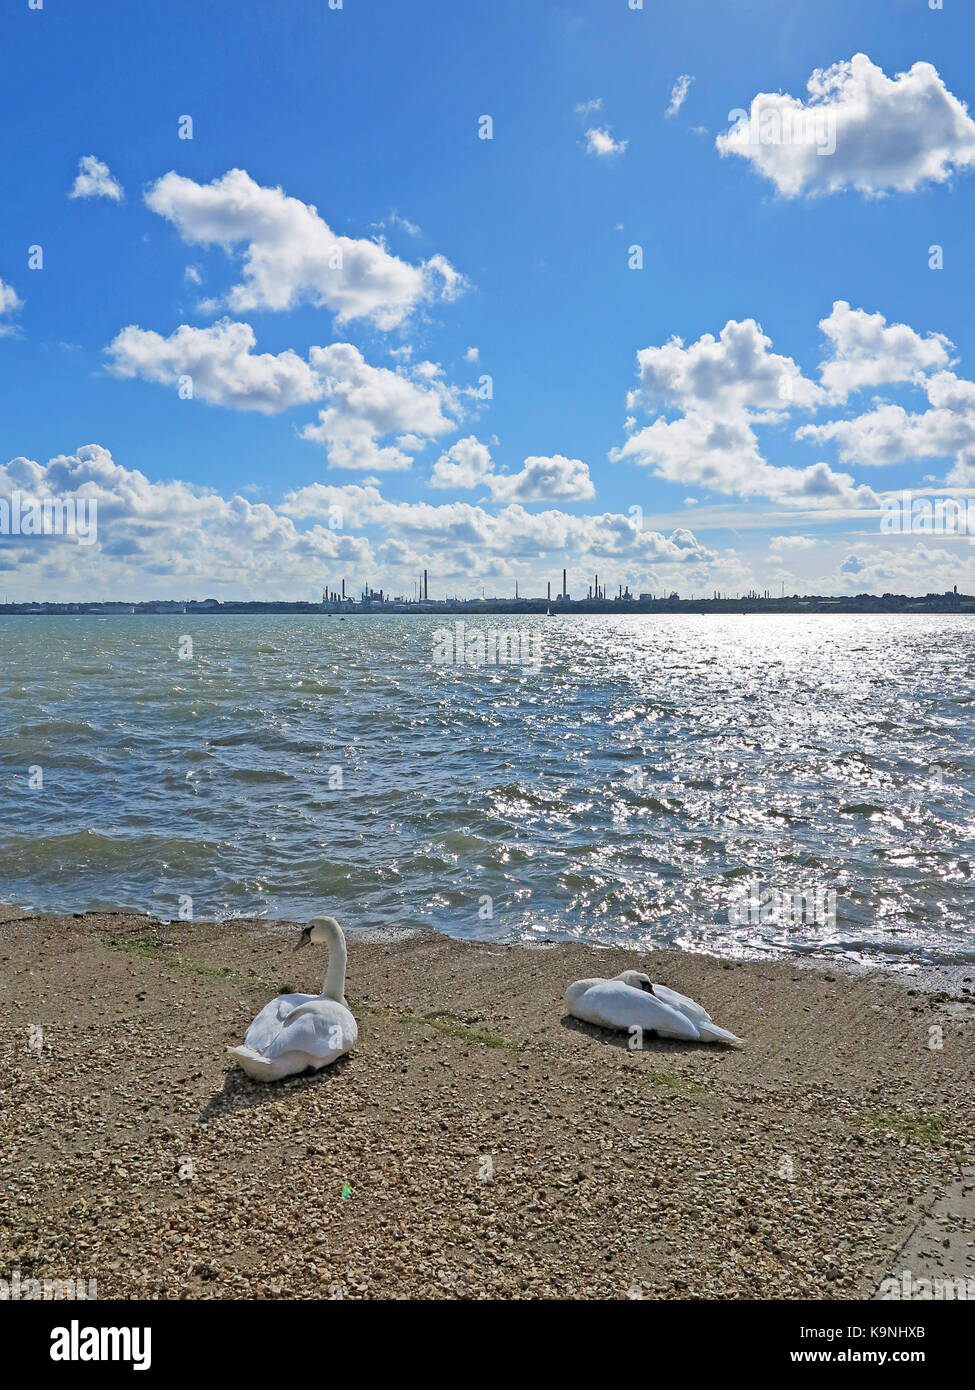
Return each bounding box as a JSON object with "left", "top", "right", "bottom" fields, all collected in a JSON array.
[
  {"left": 293, "top": 927, "right": 312, "bottom": 952},
  {"left": 639, "top": 980, "right": 655, "bottom": 996}
]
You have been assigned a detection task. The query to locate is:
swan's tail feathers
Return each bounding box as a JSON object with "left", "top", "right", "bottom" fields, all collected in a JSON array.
[
  {"left": 697, "top": 1021, "right": 744, "bottom": 1046},
  {"left": 227, "top": 1044, "right": 282, "bottom": 1080}
]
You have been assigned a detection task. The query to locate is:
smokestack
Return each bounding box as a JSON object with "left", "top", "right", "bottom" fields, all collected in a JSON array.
[
  {"left": 423, "top": 569, "right": 428, "bottom": 601},
  {"left": 547, "top": 581, "right": 551, "bottom": 601},
  {"left": 562, "top": 568, "right": 567, "bottom": 598},
  {"left": 342, "top": 578, "right": 345, "bottom": 601},
  {"left": 595, "top": 573, "right": 598, "bottom": 601}
]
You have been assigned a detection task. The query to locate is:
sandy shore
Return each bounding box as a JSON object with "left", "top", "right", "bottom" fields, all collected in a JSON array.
[{"left": 1, "top": 907, "right": 973, "bottom": 1300}]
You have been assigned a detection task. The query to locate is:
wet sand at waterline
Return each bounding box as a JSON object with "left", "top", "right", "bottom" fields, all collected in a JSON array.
[{"left": 2, "top": 907, "right": 973, "bottom": 1300}]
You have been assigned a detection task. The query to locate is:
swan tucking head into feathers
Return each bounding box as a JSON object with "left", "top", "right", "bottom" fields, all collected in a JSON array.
[{"left": 614, "top": 969, "right": 655, "bottom": 994}]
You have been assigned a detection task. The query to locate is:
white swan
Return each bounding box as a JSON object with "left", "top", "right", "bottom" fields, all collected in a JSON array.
[
  {"left": 227, "top": 916, "right": 358, "bottom": 1081},
  {"left": 565, "top": 969, "right": 742, "bottom": 1045}
]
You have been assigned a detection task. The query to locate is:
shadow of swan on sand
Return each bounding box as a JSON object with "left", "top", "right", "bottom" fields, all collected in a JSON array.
[
  {"left": 200, "top": 1052, "right": 352, "bottom": 1122},
  {"left": 559, "top": 1013, "right": 719, "bottom": 1055}
]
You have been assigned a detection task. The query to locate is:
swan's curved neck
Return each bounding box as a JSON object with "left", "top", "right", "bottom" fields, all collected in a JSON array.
[{"left": 320, "top": 921, "right": 348, "bottom": 1004}]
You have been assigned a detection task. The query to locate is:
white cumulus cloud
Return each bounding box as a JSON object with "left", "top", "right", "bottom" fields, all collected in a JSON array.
[
  {"left": 105, "top": 322, "right": 465, "bottom": 471},
  {"left": 430, "top": 436, "right": 495, "bottom": 490},
  {"left": 69, "top": 155, "right": 123, "bottom": 202},
  {"left": 770, "top": 535, "right": 816, "bottom": 550},
  {"left": 300, "top": 343, "right": 462, "bottom": 471},
  {"left": 144, "top": 168, "right": 465, "bottom": 328},
  {"left": 430, "top": 439, "right": 595, "bottom": 501},
  {"left": 0, "top": 445, "right": 372, "bottom": 597},
  {"left": 282, "top": 481, "right": 713, "bottom": 572},
  {"left": 612, "top": 312, "right": 882, "bottom": 508},
  {"left": 486, "top": 454, "right": 595, "bottom": 502},
  {"left": 798, "top": 370, "right": 975, "bottom": 479},
  {"left": 817, "top": 300, "right": 953, "bottom": 400},
  {"left": 716, "top": 53, "right": 975, "bottom": 196},
  {"left": 105, "top": 319, "right": 325, "bottom": 414},
  {"left": 584, "top": 127, "right": 628, "bottom": 158},
  {"left": 0, "top": 278, "right": 24, "bottom": 336},
  {"left": 626, "top": 316, "right": 826, "bottom": 419}
]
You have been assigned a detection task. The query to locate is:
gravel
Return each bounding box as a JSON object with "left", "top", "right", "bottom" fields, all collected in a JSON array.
[{"left": 1, "top": 908, "right": 972, "bottom": 1300}]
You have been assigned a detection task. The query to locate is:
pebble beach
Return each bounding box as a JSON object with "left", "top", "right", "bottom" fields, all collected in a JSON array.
[{"left": 1, "top": 906, "right": 973, "bottom": 1300}]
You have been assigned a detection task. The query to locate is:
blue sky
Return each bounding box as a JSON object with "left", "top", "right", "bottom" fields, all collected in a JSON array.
[{"left": 4, "top": 0, "right": 975, "bottom": 599}]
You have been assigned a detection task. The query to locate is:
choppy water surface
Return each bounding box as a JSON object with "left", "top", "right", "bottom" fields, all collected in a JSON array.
[{"left": 1, "top": 614, "right": 974, "bottom": 969}]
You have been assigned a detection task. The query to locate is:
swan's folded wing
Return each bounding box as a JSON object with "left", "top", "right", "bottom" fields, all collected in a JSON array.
[
  {"left": 584, "top": 981, "right": 700, "bottom": 1040},
  {"left": 259, "top": 1001, "right": 357, "bottom": 1061},
  {"left": 651, "top": 983, "right": 712, "bottom": 1022},
  {"left": 243, "top": 993, "right": 315, "bottom": 1053}
]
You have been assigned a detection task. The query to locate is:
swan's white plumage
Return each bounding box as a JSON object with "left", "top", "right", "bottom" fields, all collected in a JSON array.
[
  {"left": 228, "top": 917, "right": 357, "bottom": 1081},
  {"left": 565, "top": 970, "right": 742, "bottom": 1045},
  {"left": 648, "top": 982, "right": 710, "bottom": 1023}
]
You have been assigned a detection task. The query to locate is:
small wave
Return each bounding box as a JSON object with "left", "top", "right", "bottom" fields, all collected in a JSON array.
[
  {"left": 1, "top": 828, "right": 221, "bottom": 872},
  {"left": 405, "top": 854, "right": 451, "bottom": 873},
  {"left": 630, "top": 795, "right": 678, "bottom": 813},
  {"left": 225, "top": 767, "right": 295, "bottom": 784},
  {"left": 490, "top": 783, "right": 572, "bottom": 812},
  {"left": 13, "top": 718, "right": 97, "bottom": 738},
  {"left": 0, "top": 747, "right": 110, "bottom": 774},
  {"left": 439, "top": 830, "right": 490, "bottom": 853}
]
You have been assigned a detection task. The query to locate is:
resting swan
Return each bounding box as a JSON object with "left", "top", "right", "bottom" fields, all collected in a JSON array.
[
  {"left": 228, "top": 916, "right": 358, "bottom": 1081},
  {"left": 565, "top": 969, "right": 742, "bottom": 1046}
]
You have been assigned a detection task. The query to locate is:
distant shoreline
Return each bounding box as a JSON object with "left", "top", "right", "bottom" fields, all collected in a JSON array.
[{"left": 1, "top": 593, "right": 973, "bottom": 617}]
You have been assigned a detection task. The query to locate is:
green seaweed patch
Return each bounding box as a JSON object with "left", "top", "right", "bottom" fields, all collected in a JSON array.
[
  {"left": 361, "top": 1001, "right": 514, "bottom": 1049},
  {"left": 864, "top": 1111, "right": 944, "bottom": 1146},
  {"left": 105, "top": 934, "right": 271, "bottom": 990},
  {"left": 413, "top": 1010, "right": 513, "bottom": 1049}
]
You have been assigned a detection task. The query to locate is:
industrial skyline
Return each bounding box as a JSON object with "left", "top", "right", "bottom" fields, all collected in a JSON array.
[{"left": 1, "top": 583, "right": 968, "bottom": 618}]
